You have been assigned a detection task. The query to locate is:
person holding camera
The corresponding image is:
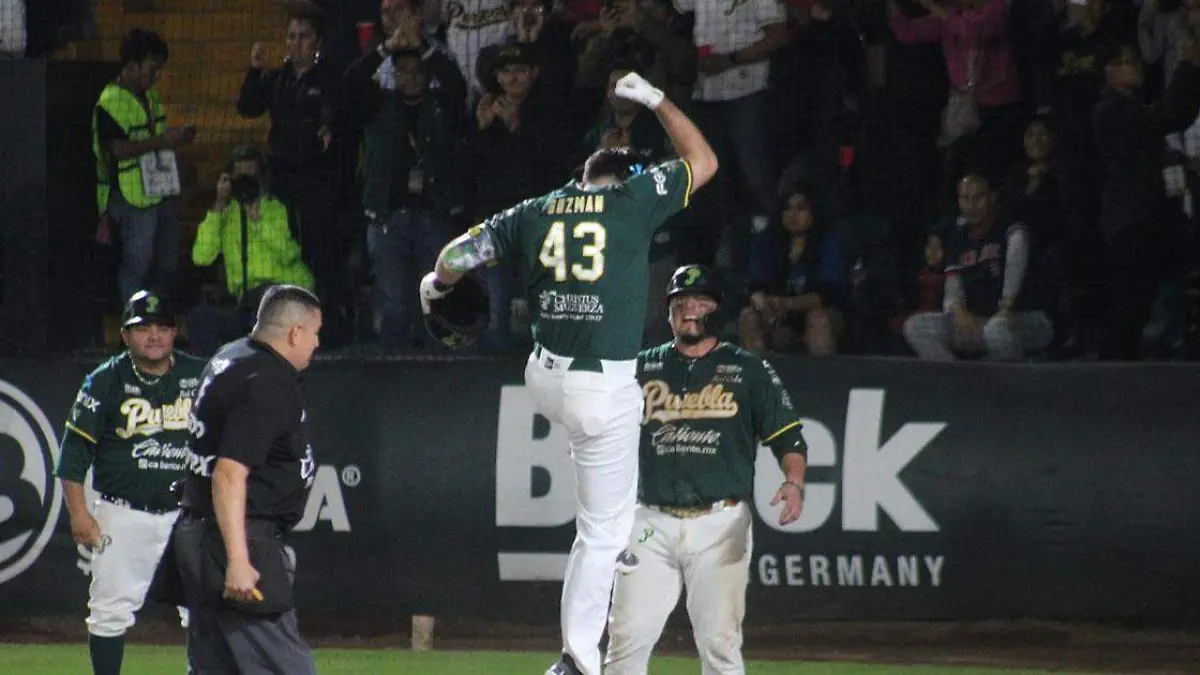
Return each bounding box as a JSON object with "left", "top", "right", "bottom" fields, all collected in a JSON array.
[{"left": 188, "top": 146, "right": 315, "bottom": 357}]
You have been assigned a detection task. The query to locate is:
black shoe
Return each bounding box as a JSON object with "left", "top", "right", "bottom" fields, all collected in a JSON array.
[{"left": 544, "top": 653, "right": 582, "bottom": 675}]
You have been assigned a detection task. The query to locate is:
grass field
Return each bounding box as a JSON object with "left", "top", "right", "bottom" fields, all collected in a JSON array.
[{"left": 0, "top": 645, "right": 1065, "bottom": 675}]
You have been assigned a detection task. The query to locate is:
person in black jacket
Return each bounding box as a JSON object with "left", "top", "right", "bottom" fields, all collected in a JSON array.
[
  {"left": 236, "top": 5, "right": 356, "bottom": 347},
  {"left": 344, "top": 5, "right": 469, "bottom": 351},
  {"left": 1092, "top": 40, "right": 1200, "bottom": 359}
]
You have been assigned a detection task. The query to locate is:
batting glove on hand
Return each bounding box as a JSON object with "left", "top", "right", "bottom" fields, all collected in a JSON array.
[
  {"left": 419, "top": 272, "right": 452, "bottom": 315},
  {"left": 614, "top": 72, "right": 664, "bottom": 110}
]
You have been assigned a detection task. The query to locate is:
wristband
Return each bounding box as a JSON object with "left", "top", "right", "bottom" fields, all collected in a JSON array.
[
  {"left": 433, "top": 278, "right": 454, "bottom": 292},
  {"left": 782, "top": 480, "right": 803, "bottom": 495}
]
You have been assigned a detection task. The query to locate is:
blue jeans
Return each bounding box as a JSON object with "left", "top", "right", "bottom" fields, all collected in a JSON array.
[
  {"left": 109, "top": 191, "right": 178, "bottom": 305},
  {"left": 367, "top": 208, "right": 447, "bottom": 351},
  {"left": 685, "top": 90, "right": 776, "bottom": 277},
  {"left": 476, "top": 262, "right": 515, "bottom": 352}
]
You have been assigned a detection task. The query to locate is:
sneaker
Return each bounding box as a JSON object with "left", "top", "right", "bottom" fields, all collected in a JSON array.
[
  {"left": 615, "top": 549, "right": 639, "bottom": 574},
  {"left": 545, "top": 653, "right": 582, "bottom": 675}
]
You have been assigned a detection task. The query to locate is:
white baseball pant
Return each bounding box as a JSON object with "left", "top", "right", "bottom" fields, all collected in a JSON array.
[
  {"left": 87, "top": 498, "right": 188, "bottom": 637},
  {"left": 606, "top": 502, "right": 753, "bottom": 675},
  {"left": 524, "top": 345, "right": 643, "bottom": 675}
]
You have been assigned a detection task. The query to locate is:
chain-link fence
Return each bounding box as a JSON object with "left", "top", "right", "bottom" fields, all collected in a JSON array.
[{"left": 5, "top": 0, "right": 1200, "bottom": 360}]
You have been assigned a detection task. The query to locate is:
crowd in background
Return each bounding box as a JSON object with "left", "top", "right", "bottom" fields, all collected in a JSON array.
[{"left": 13, "top": 0, "right": 1200, "bottom": 361}]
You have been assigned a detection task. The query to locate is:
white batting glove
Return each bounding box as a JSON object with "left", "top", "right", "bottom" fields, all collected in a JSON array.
[
  {"left": 419, "top": 272, "right": 452, "bottom": 315},
  {"left": 613, "top": 72, "right": 664, "bottom": 110}
]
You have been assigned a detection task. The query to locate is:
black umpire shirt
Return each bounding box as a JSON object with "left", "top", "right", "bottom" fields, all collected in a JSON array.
[{"left": 182, "top": 337, "right": 315, "bottom": 528}]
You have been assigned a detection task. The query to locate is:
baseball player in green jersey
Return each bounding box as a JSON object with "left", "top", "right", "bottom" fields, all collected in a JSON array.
[
  {"left": 418, "top": 72, "right": 718, "bottom": 675},
  {"left": 54, "top": 290, "right": 206, "bottom": 675},
  {"left": 605, "top": 265, "right": 807, "bottom": 675}
]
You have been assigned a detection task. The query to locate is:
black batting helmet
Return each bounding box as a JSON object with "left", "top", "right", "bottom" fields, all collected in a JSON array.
[
  {"left": 423, "top": 273, "right": 490, "bottom": 349},
  {"left": 666, "top": 264, "right": 722, "bottom": 304},
  {"left": 123, "top": 290, "right": 175, "bottom": 328}
]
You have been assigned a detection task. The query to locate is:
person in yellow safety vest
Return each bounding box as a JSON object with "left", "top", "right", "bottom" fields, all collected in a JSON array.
[
  {"left": 186, "top": 145, "right": 316, "bottom": 356},
  {"left": 93, "top": 28, "right": 196, "bottom": 307}
]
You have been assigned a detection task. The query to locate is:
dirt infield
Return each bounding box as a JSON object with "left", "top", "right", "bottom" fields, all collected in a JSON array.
[{"left": 4, "top": 610, "right": 1198, "bottom": 674}]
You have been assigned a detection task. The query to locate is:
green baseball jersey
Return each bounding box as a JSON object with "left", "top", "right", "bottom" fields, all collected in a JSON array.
[
  {"left": 636, "top": 342, "right": 806, "bottom": 507},
  {"left": 55, "top": 351, "right": 206, "bottom": 512},
  {"left": 484, "top": 159, "right": 693, "bottom": 361}
]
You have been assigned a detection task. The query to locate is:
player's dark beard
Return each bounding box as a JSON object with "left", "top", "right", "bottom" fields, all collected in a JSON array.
[{"left": 675, "top": 314, "right": 711, "bottom": 345}]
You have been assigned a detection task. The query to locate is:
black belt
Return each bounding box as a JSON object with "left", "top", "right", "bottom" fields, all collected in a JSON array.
[
  {"left": 100, "top": 493, "right": 178, "bottom": 515},
  {"left": 533, "top": 344, "right": 604, "bottom": 373}
]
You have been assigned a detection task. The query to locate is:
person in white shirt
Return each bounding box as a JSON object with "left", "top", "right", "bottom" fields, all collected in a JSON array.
[{"left": 671, "top": 0, "right": 789, "bottom": 274}]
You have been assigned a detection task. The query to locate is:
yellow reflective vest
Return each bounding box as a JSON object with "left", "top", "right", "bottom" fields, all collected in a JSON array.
[{"left": 92, "top": 83, "right": 167, "bottom": 212}]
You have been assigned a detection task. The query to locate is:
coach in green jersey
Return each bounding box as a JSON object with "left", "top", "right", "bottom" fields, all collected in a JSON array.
[
  {"left": 419, "top": 72, "right": 718, "bottom": 675},
  {"left": 54, "top": 290, "right": 205, "bottom": 675},
  {"left": 606, "top": 265, "right": 807, "bottom": 675}
]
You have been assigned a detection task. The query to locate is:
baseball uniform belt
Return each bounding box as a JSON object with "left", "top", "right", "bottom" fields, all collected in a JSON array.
[
  {"left": 100, "top": 492, "right": 178, "bottom": 515},
  {"left": 650, "top": 498, "right": 741, "bottom": 519},
  {"left": 533, "top": 343, "right": 604, "bottom": 373}
]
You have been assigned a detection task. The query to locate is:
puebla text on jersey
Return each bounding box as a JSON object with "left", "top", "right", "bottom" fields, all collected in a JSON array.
[
  {"left": 55, "top": 352, "right": 207, "bottom": 513},
  {"left": 483, "top": 159, "right": 693, "bottom": 362},
  {"left": 637, "top": 342, "right": 806, "bottom": 508},
  {"left": 181, "top": 338, "right": 316, "bottom": 527}
]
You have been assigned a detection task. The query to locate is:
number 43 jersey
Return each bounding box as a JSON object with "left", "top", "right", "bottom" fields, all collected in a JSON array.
[{"left": 484, "top": 159, "right": 693, "bottom": 361}]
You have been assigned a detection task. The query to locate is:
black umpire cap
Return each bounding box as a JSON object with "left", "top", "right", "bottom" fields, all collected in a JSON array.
[{"left": 123, "top": 290, "right": 175, "bottom": 328}]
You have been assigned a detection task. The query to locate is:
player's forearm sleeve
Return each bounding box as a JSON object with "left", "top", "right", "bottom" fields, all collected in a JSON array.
[
  {"left": 766, "top": 422, "right": 807, "bottom": 462},
  {"left": 54, "top": 433, "right": 95, "bottom": 482},
  {"left": 1002, "top": 226, "right": 1029, "bottom": 301},
  {"left": 443, "top": 226, "right": 499, "bottom": 273}
]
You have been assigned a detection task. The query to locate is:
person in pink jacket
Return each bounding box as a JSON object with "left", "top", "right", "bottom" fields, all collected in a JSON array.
[{"left": 888, "top": 0, "right": 1024, "bottom": 198}]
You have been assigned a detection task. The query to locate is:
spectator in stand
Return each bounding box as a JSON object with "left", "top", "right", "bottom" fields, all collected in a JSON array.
[
  {"left": 1092, "top": 40, "right": 1200, "bottom": 359},
  {"left": 577, "top": 61, "right": 672, "bottom": 166},
  {"left": 469, "top": 41, "right": 573, "bottom": 350},
  {"left": 187, "top": 146, "right": 315, "bottom": 356},
  {"left": 1002, "top": 114, "right": 1081, "bottom": 353},
  {"left": 887, "top": 0, "right": 1023, "bottom": 195},
  {"left": 1140, "top": 0, "right": 1199, "bottom": 94},
  {"left": 890, "top": 229, "right": 948, "bottom": 341},
  {"left": 672, "top": 0, "right": 791, "bottom": 274},
  {"left": 346, "top": 4, "right": 469, "bottom": 351},
  {"left": 573, "top": 0, "right": 696, "bottom": 106},
  {"left": 904, "top": 171, "right": 1053, "bottom": 361},
  {"left": 771, "top": 0, "right": 869, "bottom": 185},
  {"left": 423, "top": 0, "right": 515, "bottom": 100},
  {"left": 740, "top": 183, "right": 846, "bottom": 356},
  {"left": 236, "top": 4, "right": 356, "bottom": 345},
  {"left": 93, "top": 28, "right": 196, "bottom": 306}
]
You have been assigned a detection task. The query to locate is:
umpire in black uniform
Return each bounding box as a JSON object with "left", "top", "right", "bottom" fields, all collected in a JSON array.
[{"left": 174, "top": 284, "right": 323, "bottom": 674}]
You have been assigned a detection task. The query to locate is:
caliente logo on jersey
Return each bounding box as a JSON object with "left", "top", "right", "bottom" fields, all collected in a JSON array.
[{"left": 0, "top": 379, "right": 63, "bottom": 584}]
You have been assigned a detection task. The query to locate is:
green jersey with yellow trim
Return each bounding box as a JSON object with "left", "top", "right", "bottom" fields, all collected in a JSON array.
[
  {"left": 54, "top": 351, "right": 206, "bottom": 512},
  {"left": 636, "top": 342, "right": 805, "bottom": 507},
  {"left": 485, "top": 159, "right": 693, "bottom": 361}
]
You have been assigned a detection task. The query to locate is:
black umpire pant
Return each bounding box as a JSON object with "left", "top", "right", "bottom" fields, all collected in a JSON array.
[{"left": 174, "top": 514, "right": 317, "bottom": 675}]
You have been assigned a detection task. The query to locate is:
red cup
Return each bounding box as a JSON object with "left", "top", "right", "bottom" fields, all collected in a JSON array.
[
  {"left": 698, "top": 44, "right": 713, "bottom": 58},
  {"left": 357, "top": 21, "right": 376, "bottom": 53}
]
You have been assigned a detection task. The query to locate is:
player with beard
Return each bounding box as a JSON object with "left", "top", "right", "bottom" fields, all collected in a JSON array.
[{"left": 605, "top": 264, "right": 808, "bottom": 675}]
